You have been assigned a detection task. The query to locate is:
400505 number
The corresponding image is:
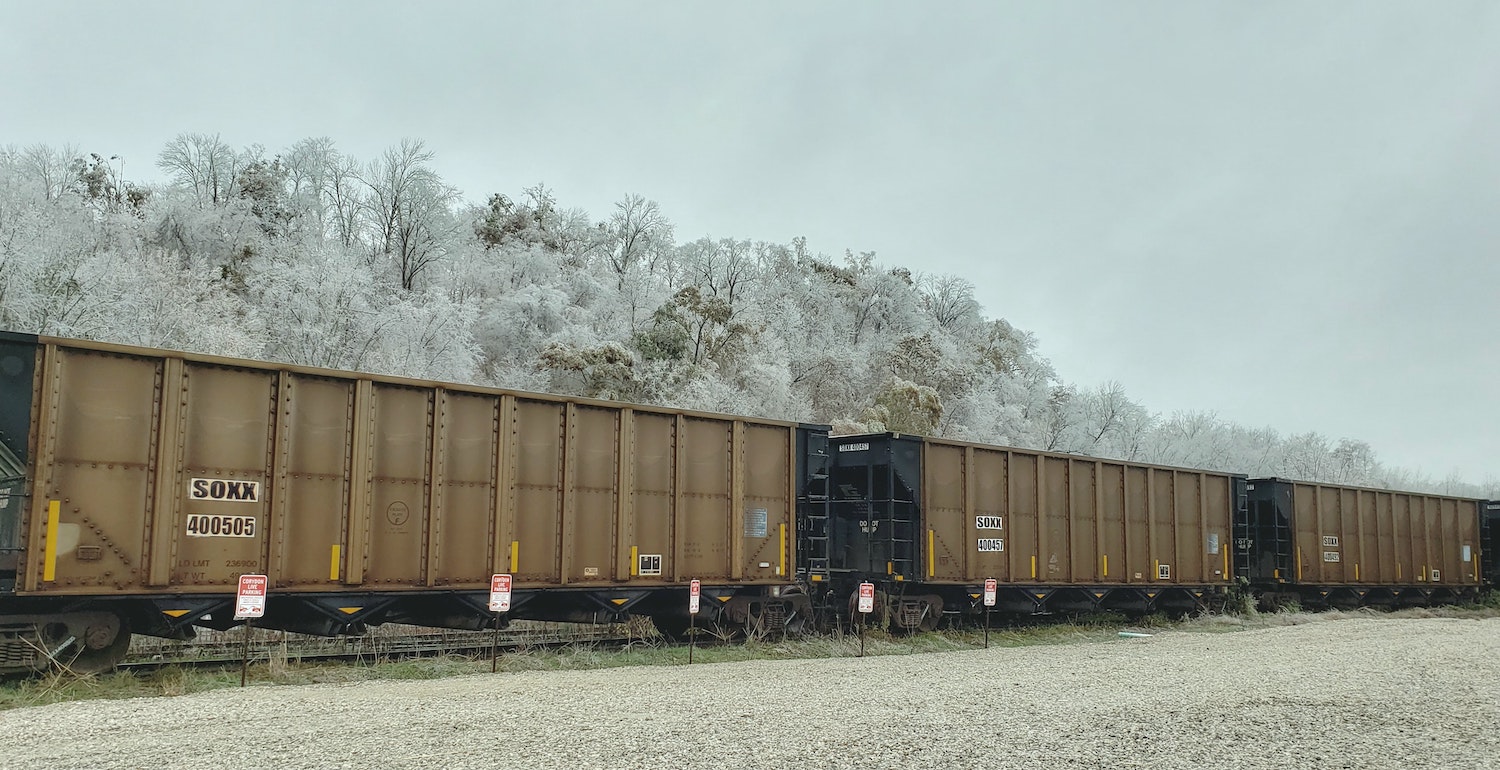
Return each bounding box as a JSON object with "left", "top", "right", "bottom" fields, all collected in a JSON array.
[{"left": 185, "top": 514, "right": 257, "bottom": 538}]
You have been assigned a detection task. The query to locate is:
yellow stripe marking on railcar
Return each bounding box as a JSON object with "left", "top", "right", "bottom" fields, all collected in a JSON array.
[
  {"left": 1102, "top": 554, "right": 1108, "bottom": 578},
  {"left": 630, "top": 545, "right": 638, "bottom": 577},
  {"left": 511, "top": 540, "right": 520, "bottom": 573},
  {"left": 339, "top": 607, "right": 361, "bottom": 614},
  {"left": 887, "top": 561, "right": 893, "bottom": 575},
  {"left": 1297, "top": 548, "right": 1303, "bottom": 581},
  {"left": 927, "top": 530, "right": 935, "bottom": 577},
  {"left": 610, "top": 598, "right": 628, "bottom": 606},
  {"left": 43, "top": 500, "right": 60, "bottom": 582},
  {"left": 330, "top": 545, "right": 341, "bottom": 581},
  {"left": 1152, "top": 559, "right": 1159, "bottom": 582},
  {"left": 1396, "top": 563, "right": 1401, "bottom": 580},
  {"left": 162, "top": 610, "right": 191, "bottom": 618},
  {"left": 779, "top": 524, "right": 786, "bottom": 576},
  {"left": 1031, "top": 555, "right": 1037, "bottom": 580},
  {"left": 811, "top": 574, "right": 823, "bottom": 582},
  {"left": 1354, "top": 563, "right": 1360, "bottom": 581},
  {"left": 1222, "top": 549, "right": 1229, "bottom": 581}
]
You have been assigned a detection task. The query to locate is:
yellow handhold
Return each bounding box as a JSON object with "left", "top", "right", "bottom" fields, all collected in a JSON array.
[{"left": 44, "top": 500, "right": 60, "bottom": 582}]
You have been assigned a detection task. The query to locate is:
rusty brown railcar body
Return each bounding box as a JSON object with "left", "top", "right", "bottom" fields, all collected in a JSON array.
[{"left": 0, "top": 333, "right": 815, "bottom": 669}]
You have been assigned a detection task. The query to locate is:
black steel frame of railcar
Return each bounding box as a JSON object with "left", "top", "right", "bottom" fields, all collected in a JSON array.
[
  {"left": 797, "top": 434, "right": 943, "bottom": 630},
  {"left": 1481, "top": 500, "right": 1500, "bottom": 590}
]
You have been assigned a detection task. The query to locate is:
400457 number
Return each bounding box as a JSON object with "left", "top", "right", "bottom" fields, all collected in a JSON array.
[{"left": 185, "top": 514, "right": 257, "bottom": 538}]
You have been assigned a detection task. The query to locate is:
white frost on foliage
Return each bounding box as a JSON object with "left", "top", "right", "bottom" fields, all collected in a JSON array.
[{"left": 0, "top": 139, "right": 1480, "bottom": 493}]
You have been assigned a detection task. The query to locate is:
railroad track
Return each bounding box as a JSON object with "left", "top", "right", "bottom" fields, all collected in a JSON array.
[{"left": 120, "top": 622, "right": 645, "bottom": 670}]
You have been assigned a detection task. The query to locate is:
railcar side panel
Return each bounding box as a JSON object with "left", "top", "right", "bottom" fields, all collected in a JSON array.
[
  {"left": 923, "top": 442, "right": 966, "bottom": 582},
  {"left": 914, "top": 439, "right": 1235, "bottom": 590},
  {"left": 1124, "top": 466, "right": 1150, "bottom": 582},
  {"left": 1099, "top": 463, "right": 1126, "bottom": 583},
  {"left": 1009, "top": 453, "right": 1039, "bottom": 582},
  {"left": 363, "top": 384, "right": 430, "bottom": 586},
  {"left": 1068, "top": 460, "right": 1095, "bottom": 582},
  {"left": 27, "top": 348, "right": 158, "bottom": 593},
  {"left": 1149, "top": 470, "right": 1176, "bottom": 583},
  {"left": 566, "top": 405, "right": 619, "bottom": 585},
  {"left": 742, "top": 423, "right": 793, "bottom": 580},
  {"left": 630, "top": 412, "right": 675, "bottom": 584},
  {"left": 275, "top": 374, "right": 353, "bottom": 588},
  {"left": 680, "top": 417, "right": 732, "bottom": 581},
  {"left": 973, "top": 449, "right": 1009, "bottom": 582},
  {"left": 433, "top": 391, "right": 499, "bottom": 586},
  {"left": 171, "top": 363, "right": 275, "bottom": 588},
  {"left": 512, "top": 398, "right": 563, "bottom": 584},
  {"left": 1041, "top": 457, "right": 1070, "bottom": 582}
]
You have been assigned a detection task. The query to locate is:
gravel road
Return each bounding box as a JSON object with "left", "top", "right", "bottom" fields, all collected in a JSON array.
[{"left": 4, "top": 615, "right": 1497, "bottom": 770}]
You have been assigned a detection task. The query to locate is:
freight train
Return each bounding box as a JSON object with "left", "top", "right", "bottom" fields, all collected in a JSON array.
[{"left": 0, "top": 333, "right": 1492, "bottom": 673}]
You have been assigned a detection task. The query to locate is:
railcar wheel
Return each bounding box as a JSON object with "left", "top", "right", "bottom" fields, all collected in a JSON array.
[
  {"left": 650, "top": 615, "right": 692, "bottom": 642},
  {"left": 40, "top": 611, "right": 132, "bottom": 673}
]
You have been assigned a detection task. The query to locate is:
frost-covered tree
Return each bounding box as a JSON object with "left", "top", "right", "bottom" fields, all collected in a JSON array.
[
  {"left": 362, "top": 139, "right": 462, "bottom": 290},
  {"left": 157, "top": 133, "right": 240, "bottom": 206}
]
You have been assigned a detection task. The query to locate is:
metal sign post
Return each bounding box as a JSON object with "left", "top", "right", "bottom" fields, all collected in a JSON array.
[
  {"left": 234, "top": 574, "right": 268, "bottom": 687},
  {"left": 857, "top": 582, "right": 875, "bottom": 658},
  {"left": 688, "top": 579, "right": 701, "bottom": 664},
  {"left": 488, "top": 574, "right": 512, "bottom": 673},
  {"left": 983, "top": 578, "right": 998, "bottom": 649}
]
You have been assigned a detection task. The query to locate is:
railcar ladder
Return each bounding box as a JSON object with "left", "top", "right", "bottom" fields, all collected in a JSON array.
[{"left": 798, "top": 439, "right": 832, "bottom": 577}]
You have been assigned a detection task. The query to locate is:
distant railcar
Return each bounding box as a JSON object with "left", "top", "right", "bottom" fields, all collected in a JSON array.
[
  {"left": 1482, "top": 501, "right": 1500, "bottom": 589},
  {"left": 801, "top": 433, "right": 1245, "bottom": 630},
  {"left": 1238, "top": 478, "right": 1483, "bottom": 608},
  {"left": 0, "top": 332, "right": 821, "bottom": 671}
]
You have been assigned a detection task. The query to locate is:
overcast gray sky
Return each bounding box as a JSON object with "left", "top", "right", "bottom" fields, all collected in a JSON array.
[{"left": 3, "top": 2, "right": 1496, "bottom": 482}]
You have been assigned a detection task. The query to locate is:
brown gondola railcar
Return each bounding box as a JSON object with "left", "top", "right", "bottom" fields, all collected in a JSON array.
[
  {"left": 801, "top": 433, "right": 1245, "bottom": 630},
  {"left": 1238, "top": 478, "right": 1483, "bottom": 609},
  {"left": 0, "top": 331, "right": 820, "bottom": 671}
]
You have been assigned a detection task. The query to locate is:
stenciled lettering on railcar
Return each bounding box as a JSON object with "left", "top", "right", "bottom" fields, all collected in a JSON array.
[
  {"left": 1322, "top": 535, "right": 1339, "bottom": 548},
  {"left": 838, "top": 442, "right": 870, "bottom": 452},
  {"left": 185, "top": 514, "right": 257, "bottom": 538},
  {"left": 189, "top": 478, "right": 261, "bottom": 503},
  {"left": 975, "top": 515, "right": 1004, "bottom": 530},
  {"left": 1323, "top": 551, "right": 1340, "bottom": 563},
  {"left": 976, "top": 538, "right": 1004, "bottom": 553},
  {"left": 638, "top": 554, "right": 663, "bottom": 576}
]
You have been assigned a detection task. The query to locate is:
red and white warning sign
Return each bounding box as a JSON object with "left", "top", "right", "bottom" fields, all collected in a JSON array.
[
  {"left": 234, "top": 574, "right": 268, "bottom": 620},
  {"left": 488, "top": 573, "right": 513, "bottom": 612},
  {"left": 983, "top": 578, "right": 998, "bottom": 607},
  {"left": 689, "top": 579, "right": 701, "bottom": 614},
  {"left": 857, "top": 582, "right": 875, "bottom": 614}
]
